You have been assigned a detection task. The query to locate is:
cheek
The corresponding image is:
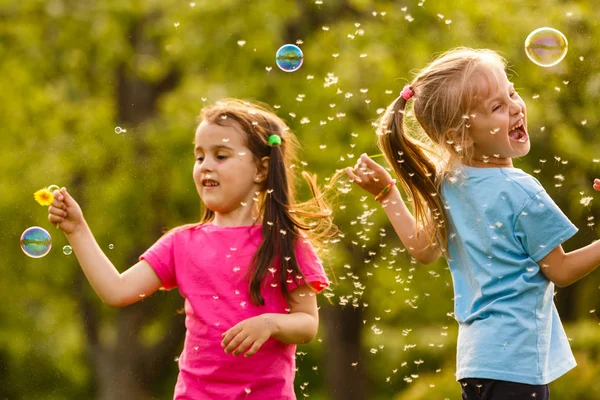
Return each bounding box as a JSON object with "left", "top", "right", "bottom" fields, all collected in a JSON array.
[{"left": 192, "top": 163, "right": 202, "bottom": 182}]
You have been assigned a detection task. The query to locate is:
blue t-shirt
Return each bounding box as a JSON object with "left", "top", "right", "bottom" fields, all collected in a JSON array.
[{"left": 442, "top": 166, "right": 578, "bottom": 385}]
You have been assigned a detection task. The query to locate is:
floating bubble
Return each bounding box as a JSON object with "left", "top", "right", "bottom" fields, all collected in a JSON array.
[
  {"left": 524, "top": 27, "right": 568, "bottom": 67},
  {"left": 115, "top": 126, "right": 126, "bottom": 134},
  {"left": 63, "top": 245, "right": 73, "bottom": 255},
  {"left": 275, "top": 44, "right": 303, "bottom": 72},
  {"left": 109, "top": 244, "right": 114, "bottom": 250},
  {"left": 20, "top": 226, "right": 52, "bottom": 258}
]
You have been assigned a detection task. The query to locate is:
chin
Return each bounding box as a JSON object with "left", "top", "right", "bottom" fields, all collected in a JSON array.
[{"left": 519, "top": 144, "right": 531, "bottom": 156}]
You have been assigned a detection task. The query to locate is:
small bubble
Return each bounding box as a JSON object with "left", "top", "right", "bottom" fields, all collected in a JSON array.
[
  {"left": 109, "top": 244, "right": 114, "bottom": 250},
  {"left": 62, "top": 245, "right": 73, "bottom": 255},
  {"left": 276, "top": 44, "right": 303, "bottom": 72}
]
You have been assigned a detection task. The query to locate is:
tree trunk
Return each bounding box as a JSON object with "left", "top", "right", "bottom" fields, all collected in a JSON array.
[{"left": 322, "top": 303, "right": 369, "bottom": 400}]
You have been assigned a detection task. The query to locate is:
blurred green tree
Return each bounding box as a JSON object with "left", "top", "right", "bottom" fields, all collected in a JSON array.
[{"left": 1, "top": 0, "right": 600, "bottom": 399}]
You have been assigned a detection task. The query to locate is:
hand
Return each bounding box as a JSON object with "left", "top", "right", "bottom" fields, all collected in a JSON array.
[
  {"left": 221, "top": 314, "right": 278, "bottom": 357},
  {"left": 47, "top": 187, "right": 85, "bottom": 235},
  {"left": 594, "top": 179, "right": 600, "bottom": 191},
  {"left": 345, "top": 153, "right": 395, "bottom": 197}
]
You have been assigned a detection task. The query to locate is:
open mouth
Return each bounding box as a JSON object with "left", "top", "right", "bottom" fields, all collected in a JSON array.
[
  {"left": 202, "top": 179, "right": 219, "bottom": 187},
  {"left": 508, "top": 120, "right": 528, "bottom": 143}
]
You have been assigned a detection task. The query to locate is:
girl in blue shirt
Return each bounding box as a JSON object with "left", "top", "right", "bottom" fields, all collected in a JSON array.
[{"left": 346, "top": 47, "right": 600, "bottom": 399}]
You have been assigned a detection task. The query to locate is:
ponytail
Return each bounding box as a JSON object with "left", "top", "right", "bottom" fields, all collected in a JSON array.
[
  {"left": 249, "top": 138, "right": 299, "bottom": 305},
  {"left": 249, "top": 134, "right": 335, "bottom": 306},
  {"left": 377, "top": 90, "right": 447, "bottom": 251}
]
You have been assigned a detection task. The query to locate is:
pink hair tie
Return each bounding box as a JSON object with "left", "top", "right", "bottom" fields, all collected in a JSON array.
[{"left": 400, "top": 85, "right": 414, "bottom": 101}]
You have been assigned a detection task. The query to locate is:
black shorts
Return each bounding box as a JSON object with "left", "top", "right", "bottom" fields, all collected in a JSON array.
[{"left": 459, "top": 378, "right": 550, "bottom": 400}]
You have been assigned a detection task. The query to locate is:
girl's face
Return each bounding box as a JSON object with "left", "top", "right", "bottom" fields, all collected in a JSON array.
[
  {"left": 193, "top": 121, "right": 265, "bottom": 224},
  {"left": 465, "top": 64, "right": 530, "bottom": 167}
]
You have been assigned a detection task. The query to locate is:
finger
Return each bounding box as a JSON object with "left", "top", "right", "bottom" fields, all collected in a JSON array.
[
  {"left": 223, "top": 331, "right": 246, "bottom": 354},
  {"left": 52, "top": 188, "right": 64, "bottom": 202},
  {"left": 344, "top": 167, "right": 362, "bottom": 183},
  {"left": 60, "top": 187, "right": 77, "bottom": 208},
  {"left": 48, "top": 214, "right": 64, "bottom": 225},
  {"left": 359, "top": 153, "right": 384, "bottom": 171},
  {"left": 244, "top": 339, "right": 266, "bottom": 357},
  {"left": 221, "top": 325, "right": 243, "bottom": 348},
  {"left": 50, "top": 196, "right": 65, "bottom": 210},
  {"left": 232, "top": 337, "right": 254, "bottom": 356},
  {"left": 48, "top": 205, "right": 67, "bottom": 218}
]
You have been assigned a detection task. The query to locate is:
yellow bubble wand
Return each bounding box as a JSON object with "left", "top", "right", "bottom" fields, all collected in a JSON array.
[{"left": 34, "top": 184, "right": 61, "bottom": 228}]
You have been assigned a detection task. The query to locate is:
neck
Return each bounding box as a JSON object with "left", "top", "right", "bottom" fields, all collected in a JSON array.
[
  {"left": 466, "top": 156, "right": 514, "bottom": 168},
  {"left": 212, "top": 207, "right": 260, "bottom": 227},
  {"left": 212, "top": 212, "right": 259, "bottom": 226}
]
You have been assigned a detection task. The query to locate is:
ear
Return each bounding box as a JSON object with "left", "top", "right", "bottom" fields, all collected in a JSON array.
[
  {"left": 254, "top": 156, "right": 270, "bottom": 183},
  {"left": 446, "top": 127, "right": 473, "bottom": 149}
]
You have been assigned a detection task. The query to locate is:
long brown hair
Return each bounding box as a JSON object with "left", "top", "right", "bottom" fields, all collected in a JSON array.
[
  {"left": 377, "top": 48, "right": 506, "bottom": 251},
  {"left": 199, "top": 99, "right": 336, "bottom": 305}
]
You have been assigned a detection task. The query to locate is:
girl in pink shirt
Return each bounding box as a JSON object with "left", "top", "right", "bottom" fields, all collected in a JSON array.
[{"left": 48, "top": 99, "right": 335, "bottom": 399}]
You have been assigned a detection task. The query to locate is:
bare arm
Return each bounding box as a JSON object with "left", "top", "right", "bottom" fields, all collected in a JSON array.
[
  {"left": 345, "top": 154, "right": 441, "bottom": 264},
  {"left": 379, "top": 186, "right": 442, "bottom": 264},
  {"left": 537, "top": 178, "right": 600, "bottom": 287},
  {"left": 221, "top": 284, "right": 319, "bottom": 357},
  {"left": 267, "top": 284, "right": 319, "bottom": 344},
  {"left": 539, "top": 241, "right": 600, "bottom": 288},
  {"left": 48, "top": 188, "right": 163, "bottom": 307}
]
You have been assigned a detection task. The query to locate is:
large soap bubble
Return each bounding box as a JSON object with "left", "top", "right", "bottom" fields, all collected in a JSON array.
[
  {"left": 524, "top": 27, "right": 568, "bottom": 67},
  {"left": 20, "top": 226, "right": 52, "bottom": 258}
]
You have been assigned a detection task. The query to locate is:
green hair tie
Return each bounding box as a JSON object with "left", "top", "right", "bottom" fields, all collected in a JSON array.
[{"left": 268, "top": 134, "right": 282, "bottom": 146}]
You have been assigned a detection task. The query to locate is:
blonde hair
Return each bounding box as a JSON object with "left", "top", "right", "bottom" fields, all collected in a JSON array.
[{"left": 377, "top": 47, "right": 506, "bottom": 251}]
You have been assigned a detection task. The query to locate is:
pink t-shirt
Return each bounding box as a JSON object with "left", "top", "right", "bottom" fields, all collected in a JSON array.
[{"left": 140, "top": 223, "right": 329, "bottom": 400}]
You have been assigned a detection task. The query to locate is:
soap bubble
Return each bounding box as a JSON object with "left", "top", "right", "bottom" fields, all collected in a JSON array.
[
  {"left": 20, "top": 226, "right": 52, "bottom": 258},
  {"left": 63, "top": 245, "right": 73, "bottom": 255},
  {"left": 524, "top": 27, "right": 568, "bottom": 67},
  {"left": 276, "top": 44, "right": 303, "bottom": 72}
]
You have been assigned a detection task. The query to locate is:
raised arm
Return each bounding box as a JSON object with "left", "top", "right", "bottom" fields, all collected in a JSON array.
[
  {"left": 345, "top": 154, "right": 441, "bottom": 264},
  {"left": 48, "top": 187, "right": 163, "bottom": 307},
  {"left": 377, "top": 186, "right": 442, "bottom": 264}
]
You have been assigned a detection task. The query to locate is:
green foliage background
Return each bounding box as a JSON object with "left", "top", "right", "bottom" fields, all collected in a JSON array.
[{"left": 2, "top": 0, "right": 600, "bottom": 399}]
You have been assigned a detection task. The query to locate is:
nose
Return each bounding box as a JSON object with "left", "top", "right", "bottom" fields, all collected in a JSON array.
[
  {"left": 509, "top": 99, "right": 523, "bottom": 116},
  {"left": 198, "top": 157, "right": 214, "bottom": 173}
]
